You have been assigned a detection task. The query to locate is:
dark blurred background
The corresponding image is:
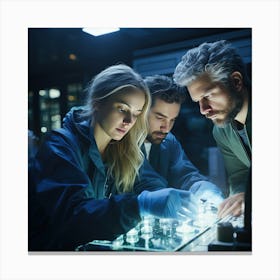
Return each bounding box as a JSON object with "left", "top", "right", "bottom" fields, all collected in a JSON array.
[{"left": 28, "top": 27, "right": 251, "bottom": 192}]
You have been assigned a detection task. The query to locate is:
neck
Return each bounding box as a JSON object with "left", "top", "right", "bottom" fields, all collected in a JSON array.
[
  {"left": 93, "top": 122, "right": 111, "bottom": 157},
  {"left": 234, "top": 90, "right": 249, "bottom": 125}
]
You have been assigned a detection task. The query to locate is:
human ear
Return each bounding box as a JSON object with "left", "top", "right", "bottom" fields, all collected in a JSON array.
[{"left": 230, "top": 71, "right": 243, "bottom": 92}]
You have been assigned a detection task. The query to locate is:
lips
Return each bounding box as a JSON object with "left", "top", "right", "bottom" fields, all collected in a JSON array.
[
  {"left": 154, "top": 132, "right": 167, "bottom": 139},
  {"left": 116, "top": 128, "right": 126, "bottom": 134},
  {"left": 206, "top": 111, "right": 218, "bottom": 119},
  {"left": 206, "top": 114, "right": 217, "bottom": 120}
]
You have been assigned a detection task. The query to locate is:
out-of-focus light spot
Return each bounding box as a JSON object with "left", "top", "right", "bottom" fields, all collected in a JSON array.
[
  {"left": 49, "top": 89, "right": 60, "bottom": 99},
  {"left": 68, "top": 95, "right": 76, "bottom": 102},
  {"left": 69, "top": 53, "right": 77, "bottom": 61},
  {"left": 41, "top": 127, "right": 47, "bottom": 133},
  {"left": 82, "top": 27, "right": 120, "bottom": 37},
  {"left": 51, "top": 114, "right": 61, "bottom": 122},
  {"left": 39, "top": 90, "right": 47, "bottom": 96}
]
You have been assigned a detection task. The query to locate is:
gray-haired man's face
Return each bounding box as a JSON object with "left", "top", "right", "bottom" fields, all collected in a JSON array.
[{"left": 187, "top": 73, "right": 243, "bottom": 127}]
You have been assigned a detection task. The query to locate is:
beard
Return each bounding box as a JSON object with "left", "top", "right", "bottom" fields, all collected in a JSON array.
[
  {"left": 210, "top": 88, "right": 244, "bottom": 128},
  {"left": 146, "top": 131, "right": 168, "bottom": 145}
]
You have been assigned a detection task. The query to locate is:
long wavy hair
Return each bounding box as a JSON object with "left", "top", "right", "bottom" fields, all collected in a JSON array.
[{"left": 83, "top": 64, "right": 151, "bottom": 193}]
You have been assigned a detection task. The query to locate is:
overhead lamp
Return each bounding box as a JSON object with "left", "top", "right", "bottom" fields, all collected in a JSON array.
[{"left": 82, "top": 27, "right": 120, "bottom": 37}]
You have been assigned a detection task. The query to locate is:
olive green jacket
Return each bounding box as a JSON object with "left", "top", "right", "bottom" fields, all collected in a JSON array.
[{"left": 212, "top": 107, "right": 251, "bottom": 195}]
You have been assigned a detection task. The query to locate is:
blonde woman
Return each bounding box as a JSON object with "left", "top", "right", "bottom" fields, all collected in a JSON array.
[{"left": 29, "top": 64, "right": 197, "bottom": 251}]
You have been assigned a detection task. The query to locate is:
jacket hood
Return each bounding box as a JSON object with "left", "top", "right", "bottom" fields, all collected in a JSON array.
[{"left": 62, "top": 106, "right": 93, "bottom": 143}]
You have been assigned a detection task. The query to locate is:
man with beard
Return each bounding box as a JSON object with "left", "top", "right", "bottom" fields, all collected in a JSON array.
[
  {"left": 143, "top": 75, "right": 224, "bottom": 209},
  {"left": 173, "top": 40, "right": 251, "bottom": 218}
]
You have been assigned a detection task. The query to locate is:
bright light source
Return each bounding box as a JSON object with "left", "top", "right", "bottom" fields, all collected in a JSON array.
[
  {"left": 49, "top": 89, "right": 60, "bottom": 99},
  {"left": 41, "top": 127, "right": 47, "bottom": 133},
  {"left": 82, "top": 27, "right": 120, "bottom": 37},
  {"left": 39, "top": 90, "right": 47, "bottom": 96}
]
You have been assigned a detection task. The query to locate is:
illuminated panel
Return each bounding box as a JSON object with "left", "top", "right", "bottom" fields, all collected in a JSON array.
[{"left": 76, "top": 200, "right": 232, "bottom": 252}]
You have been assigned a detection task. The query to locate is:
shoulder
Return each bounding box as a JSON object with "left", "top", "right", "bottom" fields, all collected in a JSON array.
[
  {"left": 160, "top": 132, "right": 182, "bottom": 152},
  {"left": 213, "top": 123, "right": 239, "bottom": 150},
  {"left": 45, "top": 128, "right": 77, "bottom": 145},
  {"left": 41, "top": 128, "right": 85, "bottom": 157},
  {"left": 163, "top": 132, "right": 178, "bottom": 144}
]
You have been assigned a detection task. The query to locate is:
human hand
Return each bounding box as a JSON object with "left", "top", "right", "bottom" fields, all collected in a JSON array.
[
  {"left": 137, "top": 188, "right": 198, "bottom": 220},
  {"left": 217, "top": 192, "right": 245, "bottom": 218}
]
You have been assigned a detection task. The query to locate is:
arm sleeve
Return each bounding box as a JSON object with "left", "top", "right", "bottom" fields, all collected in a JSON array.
[
  {"left": 29, "top": 131, "right": 141, "bottom": 251},
  {"left": 213, "top": 129, "right": 249, "bottom": 195},
  {"left": 133, "top": 158, "right": 169, "bottom": 194},
  {"left": 167, "top": 136, "right": 209, "bottom": 190}
]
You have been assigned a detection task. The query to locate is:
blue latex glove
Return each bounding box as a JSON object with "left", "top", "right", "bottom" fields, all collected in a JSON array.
[
  {"left": 190, "top": 181, "right": 224, "bottom": 207},
  {"left": 137, "top": 188, "right": 198, "bottom": 220}
]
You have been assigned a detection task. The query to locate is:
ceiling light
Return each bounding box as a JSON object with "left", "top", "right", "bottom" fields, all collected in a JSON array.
[{"left": 82, "top": 27, "right": 120, "bottom": 37}]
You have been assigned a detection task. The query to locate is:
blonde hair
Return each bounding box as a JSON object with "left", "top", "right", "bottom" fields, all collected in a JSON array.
[{"left": 83, "top": 64, "right": 151, "bottom": 193}]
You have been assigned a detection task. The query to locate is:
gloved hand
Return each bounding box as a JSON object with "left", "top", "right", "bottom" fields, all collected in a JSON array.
[
  {"left": 190, "top": 181, "right": 224, "bottom": 207},
  {"left": 137, "top": 188, "right": 198, "bottom": 220}
]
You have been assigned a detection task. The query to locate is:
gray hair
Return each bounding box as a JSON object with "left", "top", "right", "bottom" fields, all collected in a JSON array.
[{"left": 173, "top": 40, "right": 250, "bottom": 88}]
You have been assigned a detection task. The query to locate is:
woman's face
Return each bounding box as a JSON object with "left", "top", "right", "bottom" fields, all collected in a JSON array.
[{"left": 95, "top": 89, "right": 146, "bottom": 141}]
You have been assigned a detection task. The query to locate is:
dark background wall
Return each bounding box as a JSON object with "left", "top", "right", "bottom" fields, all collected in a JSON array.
[{"left": 28, "top": 27, "right": 251, "bottom": 191}]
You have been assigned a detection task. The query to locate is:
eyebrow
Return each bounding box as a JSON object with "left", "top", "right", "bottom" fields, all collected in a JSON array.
[
  {"left": 155, "top": 112, "right": 168, "bottom": 118},
  {"left": 192, "top": 86, "right": 215, "bottom": 102},
  {"left": 117, "top": 100, "right": 143, "bottom": 112}
]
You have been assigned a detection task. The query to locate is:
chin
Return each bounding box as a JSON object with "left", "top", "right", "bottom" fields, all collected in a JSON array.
[
  {"left": 152, "top": 138, "right": 164, "bottom": 145},
  {"left": 111, "top": 135, "right": 124, "bottom": 141},
  {"left": 213, "top": 116, "right": 232, "bottom": 128}
]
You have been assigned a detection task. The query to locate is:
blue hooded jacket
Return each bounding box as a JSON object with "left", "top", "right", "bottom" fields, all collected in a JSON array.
[
  {"left": 28, "top": 107, "right": 167, "bottom": 251},
  {"left": 146, "top": 133, "right": 207, "bottom": 190},
  {"left": 143, "top": 133, "right": 224, "bottom": 204}
]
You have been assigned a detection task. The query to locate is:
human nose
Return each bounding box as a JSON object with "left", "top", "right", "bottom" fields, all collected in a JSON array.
[
  {"left": 123, "top": 112, "right": 133, "bottom": 125},
  {"left": 199, "top": 98, "right": 211, "bottom": 115},
  {"left": 160, "top": 119, "right": 172, "bottom": 133}
]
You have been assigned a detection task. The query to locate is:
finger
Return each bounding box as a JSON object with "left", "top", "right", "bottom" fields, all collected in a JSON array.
[
  {"left": 218, "top": 198, "right": 235, "bottom": 217},
  {"left": 232, "top": 205, "right": 243, "bottom": 217},
  {"left": 222, "top": 197, "right": 244, "bottom": 217},
  {"left": 218, "top": 203, "right": 227, "bottom": 218},
  {"left": 218, "top": 202, "right": 233, "bottom": 218},
  {"left": 218, "top": 200, "right": 227, "bottom": 213},
  {"left": 218, "top": 200, "right": 242, "bottom": 218}
]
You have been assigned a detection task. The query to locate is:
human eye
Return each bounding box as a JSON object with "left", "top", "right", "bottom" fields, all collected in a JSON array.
[
  {"left": 204, "top": 92, "right": 214, "bottom": 100},
  {"left": 156, "top": 115, "right": 164, "bottom": 120},
  {"left": 117, "top": 106, "right": 127, "bottom": 113}
]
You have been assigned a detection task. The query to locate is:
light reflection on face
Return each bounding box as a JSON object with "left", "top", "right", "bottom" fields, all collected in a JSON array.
[
  {"left": 187, "top": 73, "right": 243, "bottom": 127},
  {"left": 95, "top": 89, "right": 145, "bottom": 141},
  {"left": 147, "top": 98, "right": 180, "bottom": 144}
]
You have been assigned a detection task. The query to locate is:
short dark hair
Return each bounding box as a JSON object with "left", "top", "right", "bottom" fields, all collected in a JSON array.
[{"left": 144, "top": 75, "right": 186, "bottom": 107}]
